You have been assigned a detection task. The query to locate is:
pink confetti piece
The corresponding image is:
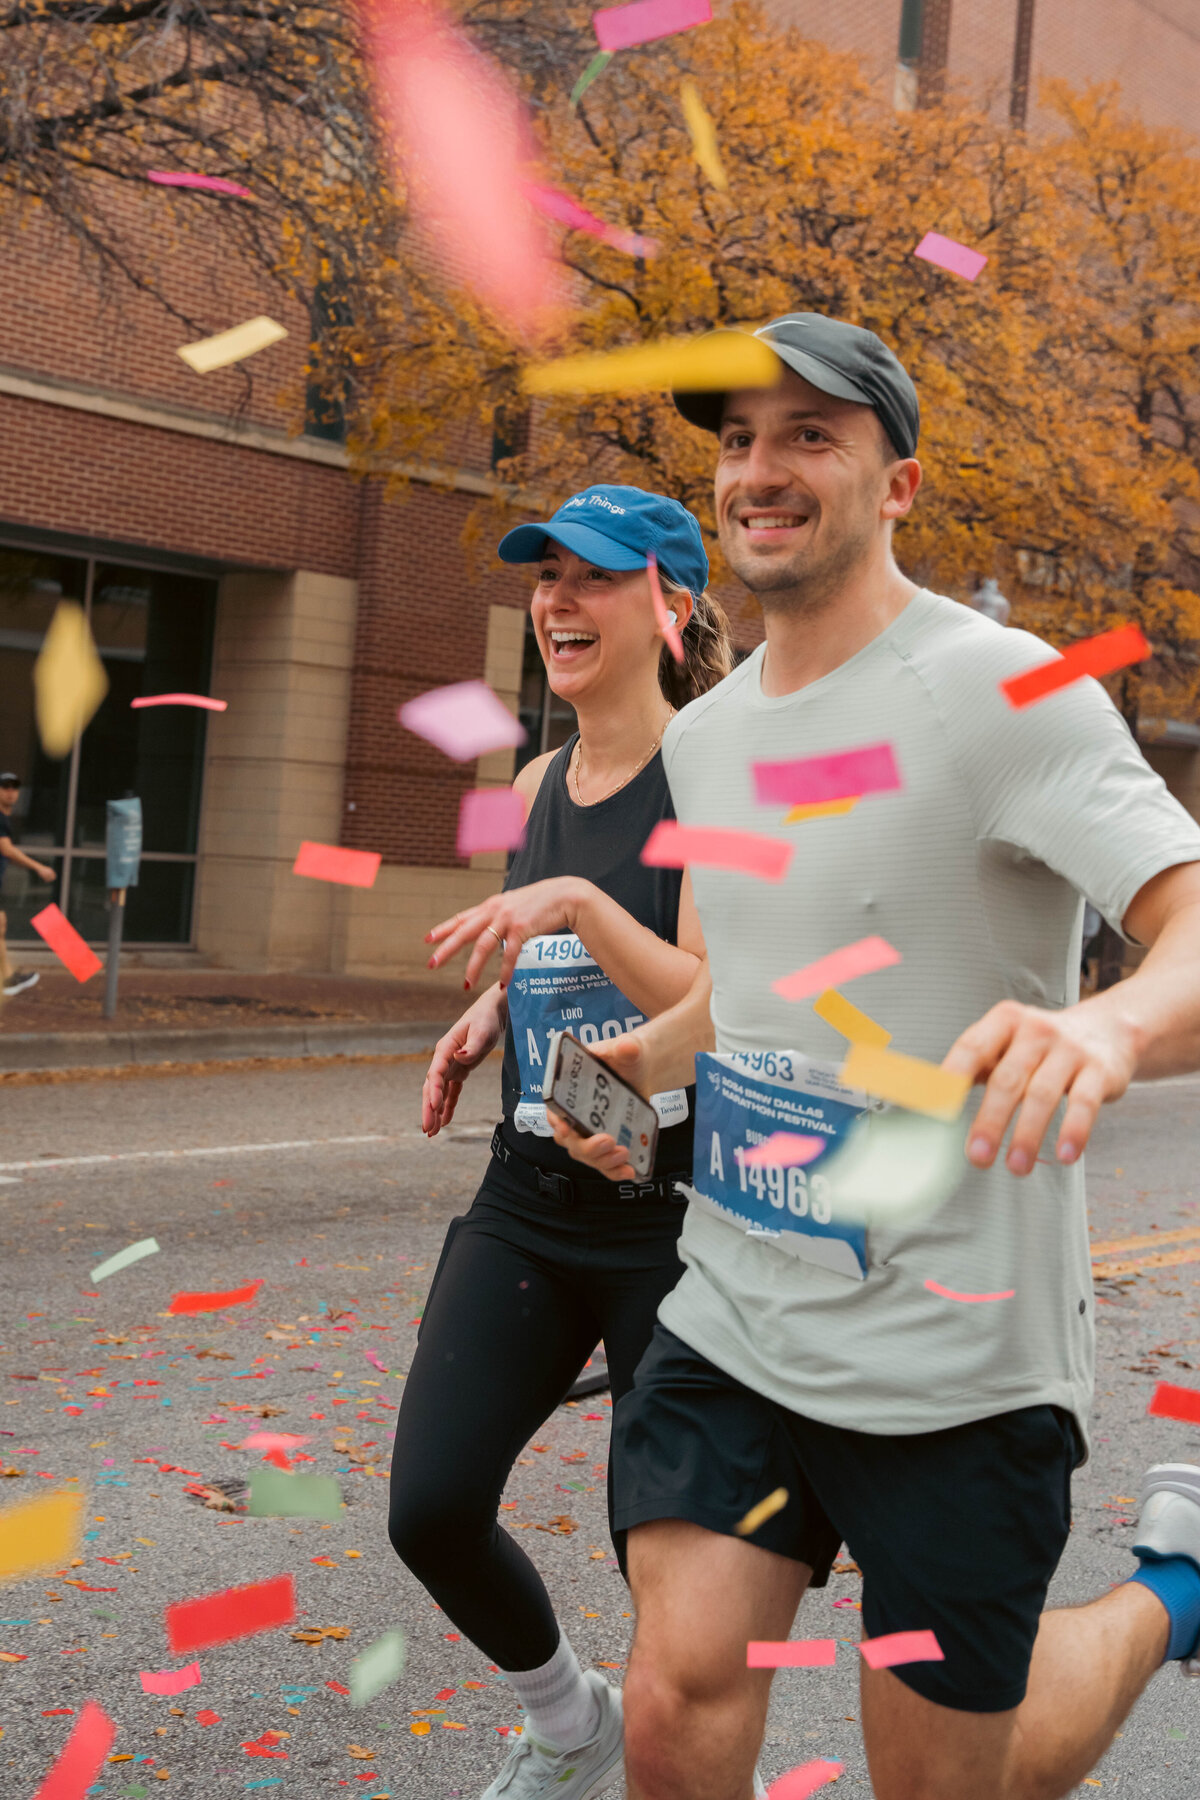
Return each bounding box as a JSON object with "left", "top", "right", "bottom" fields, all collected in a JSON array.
[
  {"left": 399, "top": 679, "right": 527, "bottom": 762},
  {"left": 30, "top": 904, "right": 103, "bottom": 983},
  {"left": 747, "top": 1639, "right": 836, "bottom": 1667},
  {"left": 292, "top": 841, "right": 381, "bottom": 889},
  {"left": 364, "top": 1350, "right": 389, "bottom": 1374},
  {"left": 147, "top": 170, "right": 254, "bottom": 200},
  {"left": 753, "top": 742, "right": 900, "bottom": 808},
  {"left": 523, "top": 182, "right": 656, "bottom": 258},
  {"left": 913, "top": 230, "right": 988, "bottom": 282},
  {"left": 768, "top": 1761, "right": 844, "bottom": 1800},
  {"left": 593, "top": 0, "right": 712, "bottom": 52},
  {"left": 641, "top": 820, "right": 793, "bottom": 883},
  {"left": 140, "top": 1661, "right": 201, "bottom": 1696},
  {"left": 361, "top": 0, "right": 558, "bottom": 340},
  {"left": 241, "top": 1433, "right": 310, "bottom": 1454},
  {"left": 456, "top": 788, "right": 527, "bottom": 857},
  {"left": 924, "top": 1278, "right": 1016, "bottom": 1305},
  {"left": 772, "top": 936, "right": 901, "bottom": 1003},
  {"left": 646, "top": 552, "right": 684, "bottom": 665},
  {"left": 859, "top": 1628, "right": 944, "bottom": 1670},
  {"left": 32, "top": 1700, "right": 116, "bottom": 1799},
  {"left": 131, "top": 693, "right": 227, "bottom": 711},
  {"left": 740, "top": 1133, "right": 826, "bottom": 1169}
]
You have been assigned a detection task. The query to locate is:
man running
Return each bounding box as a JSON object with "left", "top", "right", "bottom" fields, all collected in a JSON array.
[
  {"left": 551, "top": 313, "right": 1200, "bottom": 1799},
  {"left": 0, "top": 773, "right": 54, "bottom": 997}
]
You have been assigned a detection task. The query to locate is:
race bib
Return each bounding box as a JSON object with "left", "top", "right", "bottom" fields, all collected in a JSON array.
[
  {"left": 684, "top": 1051, "right": 872, "bottom": 1280},
  {"left": 507, "top": 934, "right": 689, "bottom": 1137}
]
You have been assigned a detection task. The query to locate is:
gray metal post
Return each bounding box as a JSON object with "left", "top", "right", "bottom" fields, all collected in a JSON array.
[{"left": 103, "top": 888, "right": 126, "bottom": 1019}]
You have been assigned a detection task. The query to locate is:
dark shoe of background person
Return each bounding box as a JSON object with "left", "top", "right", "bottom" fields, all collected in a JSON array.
[{"left": 2, "top": 970, "right": 39, "bottom": 996}]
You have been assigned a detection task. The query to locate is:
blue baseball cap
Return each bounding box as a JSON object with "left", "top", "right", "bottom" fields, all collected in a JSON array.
[{"left": 497, "top": 484, "right": 709, "bottom": 595}]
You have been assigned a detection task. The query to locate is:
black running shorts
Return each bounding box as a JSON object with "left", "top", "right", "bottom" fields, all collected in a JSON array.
[{"left": 611, "top": 1324, "right": 1081, "bottom": 1713}]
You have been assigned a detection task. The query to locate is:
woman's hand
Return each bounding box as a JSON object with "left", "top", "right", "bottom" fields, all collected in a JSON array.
[
  {"left": 546, "top": 1034, "right": 651, "bottom": 1182},
  {"left": 422, "top": 984, "right": 507, "bottom": 1137},
  {"left": 426, "top": 878, "right": 593, "bottom": 991}
]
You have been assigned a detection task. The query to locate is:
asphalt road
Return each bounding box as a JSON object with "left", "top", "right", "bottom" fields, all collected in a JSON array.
[{"left": 2, "top": 1056, "right": 1199, "bottom": 1798}]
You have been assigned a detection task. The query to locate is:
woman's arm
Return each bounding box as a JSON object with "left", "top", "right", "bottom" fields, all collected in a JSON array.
[{"left": 568, "top": 867, "right": 702, "bottom": 1017}]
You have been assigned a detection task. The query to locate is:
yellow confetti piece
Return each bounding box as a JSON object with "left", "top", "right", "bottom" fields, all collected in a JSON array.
[
  {"left": 33, "top": 602, "right": 108, "bottom": 758},
  {"left": 0, "top": 1490, "right": 82, "bottom": 1583},
  {"left": 813, "top": 989, "right": 892, "bottom": 1050},
  {"left": 680, "top": 78, "right": 728, "bottom": 190},
  {"left": 177, "top": 315, "right": 287, "bottom": 374},
  {"left": 522, "top": 330, "right": 781, "bottom": 397},
  {"left": 841, "top": 1043, "right": 970, "bottom": 1124},
  {"left": 783, "top": 798, "right": 860, "bottom": 824},
  {"left": 733, "top": 1486, "right": 788, "bottom": 1538}
]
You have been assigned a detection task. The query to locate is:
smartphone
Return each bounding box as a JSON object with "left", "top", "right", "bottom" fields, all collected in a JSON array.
[{"left": 543, "top": 1031, "right": 659, "bottom": 1180}]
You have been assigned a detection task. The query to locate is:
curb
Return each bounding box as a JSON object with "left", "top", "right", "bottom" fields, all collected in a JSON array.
[{"left": 0, "top": 1019, "right": 453, "bottom": 1076}]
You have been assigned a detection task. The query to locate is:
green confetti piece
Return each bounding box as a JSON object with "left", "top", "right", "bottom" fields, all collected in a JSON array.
[
  {"left": 91, "top": 1238, "right": 160, "bottom": 1283},
  {"left": 350, "top": 1628, "right": 407, "bottom": 1708},
  {"left": 569, "top": 50, "right": 613, "bottom": 111},
  {"left": 248, "top": 1467, "right": 342, "bottom": 1520}
]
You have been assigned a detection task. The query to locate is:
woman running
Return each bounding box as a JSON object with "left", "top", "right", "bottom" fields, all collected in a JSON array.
[{"left": 388, "top": 484, "right": 733, "bottom": 1800}]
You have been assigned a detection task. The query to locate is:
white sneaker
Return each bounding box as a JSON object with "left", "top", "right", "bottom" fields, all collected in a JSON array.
[
  {"left": 754, "top": 1766, "right": 770, "bottom": 1798},
  {"left": 480, "top": 1671, "right": 623, "bottom": 1798},
  {"left": 1133, "top": 1462, "right": 1200, "bottom": 1675},
  {"left": 2, "top": 970, "right": 38, "bottom": 996}
]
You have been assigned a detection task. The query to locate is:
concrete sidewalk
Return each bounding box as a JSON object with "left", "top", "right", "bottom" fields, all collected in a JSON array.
[{"left": 0, "top": 967, "right": 457, "bottom": 1074}]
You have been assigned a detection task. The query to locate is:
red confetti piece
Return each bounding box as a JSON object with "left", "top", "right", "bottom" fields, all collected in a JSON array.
[
  {"left": 1148, "top": 1380, "right": 1200, "bottom": 1426},
  {"left": 292, "top": 841, "right": 381, "bottom": 889},
  {"left": 859, "top": 1628, "right": 944, "bottom": 1670},
  {"left": 1000, "top": 624, "right": 1150, "bottom": 710},
  {"left": 747, "top": 1639, "right": 836, "bottom": 1667},
  {"left": 30, "top": 904, "right": 102, "bottom": 983},
  {"left": 924, "top": 1279, "right": 1015, "bottom": 1305},
  {"left": 767, "top": 1761, "right": 844, "bottom": 1800},
  {"left": 32, "top": 1699, "right": 115, "bottom": 1800},
  {"left": 140, "top": 1662, "right": 201, "bottom": 1696},
  {"left": 523, "top": 182, "right": 655, "bottom": 258},
  {"left": 168, "top": 1279, "right": 263, "bottom": 1316},
  {"left": 326, "top": 1681, "right": 351, "bottom": 1697},
  {"left": 131, "top": 692, "right": 227, "bottom": 711},
  {"left": 195, "top": 1710, "right": 221, "bottom": 1726},
  {"left": 641, "top": 820, "right": 792, "bottom": 883},
  {"left": 646, "top": 552, "right": 684, "bottom": 665},
  {"left": 165, "top": 1573, "right": 295, "bottom": 1655}
]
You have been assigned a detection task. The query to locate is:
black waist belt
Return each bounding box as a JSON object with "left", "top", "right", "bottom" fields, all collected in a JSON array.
[{"left": 490, "top": 1124, "right": 688, "bottom": 1206}]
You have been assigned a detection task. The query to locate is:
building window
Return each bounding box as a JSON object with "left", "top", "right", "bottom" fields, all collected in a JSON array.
[
  {"left": 304, "top": 281, "right": 350, "bottom": 444},
  {"left": 491, "top": 404, "right": 532, "bottom": 472},
  {"left": 0, "top": 541, "right": 216, "bottom": 946},
  {"left": 515, "top": 615, "right": 575, "bottom": 773},
  {"left": 896, "top": 0, "right": 951, "bottom": 109}
]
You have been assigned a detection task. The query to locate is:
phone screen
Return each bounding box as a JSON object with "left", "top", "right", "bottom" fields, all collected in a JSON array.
[{"left": 544, "top": 1031, "right": 659, "bottom": 1180}]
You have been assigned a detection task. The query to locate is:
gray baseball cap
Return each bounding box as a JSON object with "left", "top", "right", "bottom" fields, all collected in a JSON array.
[{"left": 673, "top": 312, "right": 920, "bottom": 458}]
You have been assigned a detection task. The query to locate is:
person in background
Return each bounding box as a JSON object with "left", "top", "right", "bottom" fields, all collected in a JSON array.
[
  {"left": 387, "top": 485, "right": 740, "bottom": 1800},
  {"left": 0, "top": 773, "right": 54, "bottom": 997}
]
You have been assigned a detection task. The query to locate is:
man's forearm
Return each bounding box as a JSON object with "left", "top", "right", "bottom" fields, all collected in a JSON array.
[
  {"left": 638, "top": 958, "right": 715, "bottom": 1093},
  {"left": 5, "top": 846, "right": 47, "bottom": 875},
  {"left": 1087, "top": 898, "right": 1200, "bottom": 1081}
]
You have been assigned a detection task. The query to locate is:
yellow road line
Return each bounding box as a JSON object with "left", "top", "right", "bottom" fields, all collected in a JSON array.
[
  {"left": 1092, "top": 1245, "right": 1200, "bottom": 1279},
  {"left": 1090, "top": 1225, "right": 1200, "bottom": 1258}
]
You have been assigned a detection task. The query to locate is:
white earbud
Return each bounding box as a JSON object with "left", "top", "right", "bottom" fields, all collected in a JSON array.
[{"left": 666, "top": 610, "right": 678, "bottom": 626}]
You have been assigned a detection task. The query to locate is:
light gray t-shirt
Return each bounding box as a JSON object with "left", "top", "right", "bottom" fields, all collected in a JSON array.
[{"left": 659, "top": 588, "right": 1200, "bottom": 1442}]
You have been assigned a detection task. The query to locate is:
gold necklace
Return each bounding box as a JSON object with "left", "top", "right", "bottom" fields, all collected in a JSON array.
[{"left": 572, "top": 715, "right": 673, "bottom": 807}]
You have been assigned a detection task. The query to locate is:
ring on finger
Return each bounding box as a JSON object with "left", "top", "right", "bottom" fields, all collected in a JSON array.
[{"left": 483, "top": 924, "right": 504, "bottom": 948}]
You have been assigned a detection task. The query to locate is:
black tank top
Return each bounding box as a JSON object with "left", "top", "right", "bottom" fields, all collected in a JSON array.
[{"left": 500, "top": 734, "right": 694, "bottom": 1176}]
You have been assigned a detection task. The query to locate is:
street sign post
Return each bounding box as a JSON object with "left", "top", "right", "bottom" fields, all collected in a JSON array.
[{"left": 103, "top": 797, "right": 142, "bottom": 1019}]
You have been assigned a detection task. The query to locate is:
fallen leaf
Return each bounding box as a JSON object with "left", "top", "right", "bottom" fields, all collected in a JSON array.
[{"left": 347, "top": 1744, "right": 376, "bottom": 1758}]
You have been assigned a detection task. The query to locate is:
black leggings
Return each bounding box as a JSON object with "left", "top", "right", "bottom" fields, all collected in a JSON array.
[{"left": 388, "top": 1149, "right": 687, "bottom": 1671}]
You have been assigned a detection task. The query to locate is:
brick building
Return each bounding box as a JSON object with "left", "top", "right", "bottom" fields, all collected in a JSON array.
[{"left": 1, "top": 0, "right": 1197, "bottom": 985}]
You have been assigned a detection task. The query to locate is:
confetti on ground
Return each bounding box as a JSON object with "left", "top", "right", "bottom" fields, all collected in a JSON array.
[
  {"left": 840, "top": 1042, "right": 970, "bottom": 1123},
  {"left": 147, "top": 170, "right": 254, "bottom": 198},
  {"left": 647, "top": 552, "right": 684, "bottom": 663},
  {"left": 32, "top": 1700, "right": 115, "bottom": 1800},
  {"left": 456, "top": 789, "right": 527, "bottom": 857},
  {"left": 30, "top": 904, "right": 103, "bottom": 983},
  {"left": 399, "top": 679, "right": 527, "bottom": 762},
  {"left": 859, "top": 1628, "right": 944, "bottom": 1670},
  {"left": 90, "top": 1238, "right": 160, "bottom": 1283},
  {"left": 350, "top": 1629, "right": 407, "bottom": 1707},
  {"left": 166, "top": 1573, "right": 296, "bottom": 1654},
  {"left": 177, "top": 315, "right": 287, "bottom": 373},
  {"left": 32, "top": 600, "right": 108, "bottom": 757},
  {"left": 1147, "top": 1381, "right": 1200, "bottom": 1426},
  {"left": 168, "top": 1278, "right": 264, "bottom": 1315},
  {"left": 733, "top": 1487, "right": 788, "bottom": 1537},
  {"left": 813, "top": 989, "right": 892, "bottom": 1048},
  {"left": 523, "top": 329, "right": 781, "bottom": 397},
  {"left": 913, "top": 230, "right": 988, "bottom": 281},
  {"left": 292, "top": 841, "right": 382, "bottom": 889},
  {"left": 0, "top": 1489, "right": 81, "bottom": 1582},
  {"left": 999, "top": 624, "right": 1151, "bottom": 709},
  {"left": 130, "top": 693, "right": 227, "bottom": 711},
  {"left": 754, "top": 742, "right": 901, "bottom": 808},
  {"left": 249, "top": 1468, "right": 342, "bottom": 1521},
  {"left": 593, "top": 0, "right": 711, "bottom": 52},
  {"left": 768, "top": 1761, "right": 844, "bottom": 1799},
  {"left": 741, "top": 1134, "right": 826, "bottom": 1169},
  {"left": 641, "top": 820, "right": 792, "bottom": 882},
  {"left": 924, "top": 1277, "right": 1015, "bottom": 1304},
  {"left": 140, "top": 1661, "right": 201, "bottom": 1695},
  {"left": 242, "top": 1433, "right": 310, "bottom": 1455},
  {"left": 747, "top": 1639, "right": 836, "bottom": 1667},
  {"left": 680, "top": 78, "right": 727, "bottom": 190},
  {"left": 773, "top": 937, "right": 901, "bottom": 1003},
  {"left": 523, "top": 182, "right": 655, "bottom": 258}
]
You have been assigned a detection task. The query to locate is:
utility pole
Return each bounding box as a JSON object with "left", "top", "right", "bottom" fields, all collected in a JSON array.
[{"left": 1010, "top": 0, "right": 1037, "bottom": 128}]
